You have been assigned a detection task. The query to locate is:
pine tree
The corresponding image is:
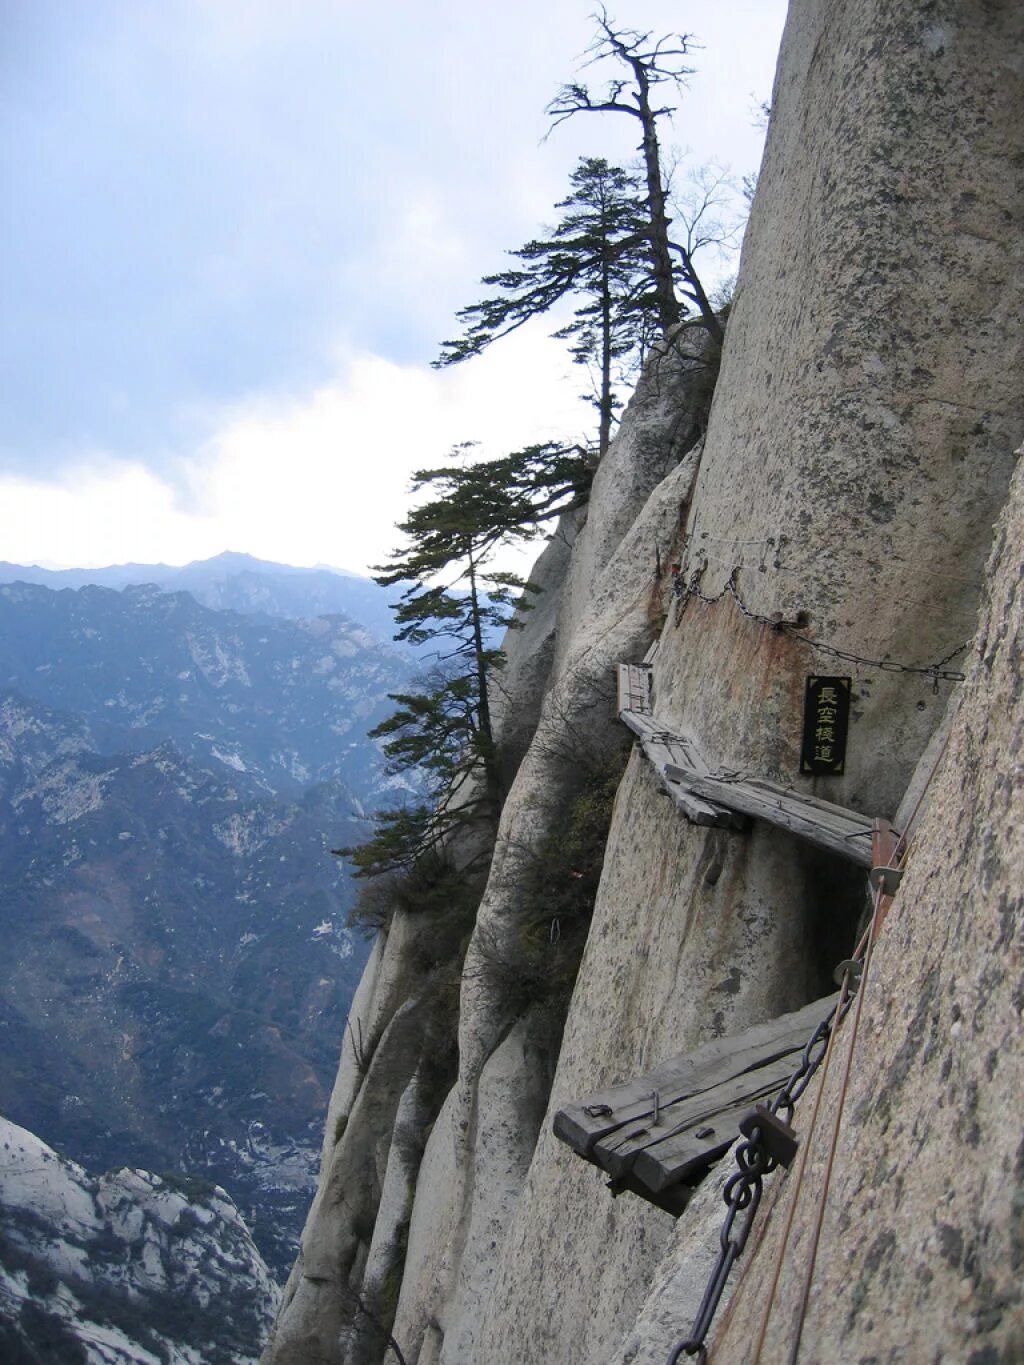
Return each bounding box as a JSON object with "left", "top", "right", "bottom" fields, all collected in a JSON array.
[
  {"left": 337, "top": 442, "right": 592, "bottom": 881},
  {"left": 436, "top": 158, "right": 654, "bottom": 456}
]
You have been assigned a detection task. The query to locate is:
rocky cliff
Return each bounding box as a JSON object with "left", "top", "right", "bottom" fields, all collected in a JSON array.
[
  {"left": 0, "top": 1114, "right": 277, "bottom": 1364},
  {"left": 263, "top": 2, "right": 1023, "bottom": 1361}
]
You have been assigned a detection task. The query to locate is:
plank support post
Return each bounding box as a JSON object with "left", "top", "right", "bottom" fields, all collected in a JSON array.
[{"left": 870, "top": 817, "right": 902, "bottom": 936}]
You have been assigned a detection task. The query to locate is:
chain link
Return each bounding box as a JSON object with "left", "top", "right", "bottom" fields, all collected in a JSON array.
[
  {"left": 664, "top": 993, "right": 854, "bottom": 1363},
  {"left": 669, "top": 566, "right": 970, "bottom": 688}
]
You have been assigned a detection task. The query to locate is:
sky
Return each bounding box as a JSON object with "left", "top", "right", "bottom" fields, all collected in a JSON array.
[{"left": 0, "top": 0, "right": 788, "bottom": 575}]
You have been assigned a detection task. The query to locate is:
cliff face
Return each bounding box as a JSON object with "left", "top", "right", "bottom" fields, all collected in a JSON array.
[
  {"left": 0, "top": 1114, "right": 278, "bottom": 1364},
  {"left": 264, "top": 2, "right": 1023, "bottom": 1362}
]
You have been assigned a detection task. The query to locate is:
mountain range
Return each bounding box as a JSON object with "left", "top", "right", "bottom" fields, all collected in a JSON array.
[
  {"left": 0, "top": 551, "right": 406, "bottom": 646},
  {"left": 0, "top": 556, "right": 417, "bottom": 1280}
]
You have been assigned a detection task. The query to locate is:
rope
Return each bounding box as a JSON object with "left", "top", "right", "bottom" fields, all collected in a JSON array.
[
  {"left": 785, "top": 884, "right": 886, "bottom": 1362},
  {"left": 783, "top": 729, "right": 955, "bottom": 1358},
  {"left": 664, "top": 996, "right": 855, "bottom": 1364},
  {"left": 661, "top": 575, "right": 966, "bottom": 1363},
  {"left": 746, "top": 967, "right": 855, "bottom": 1364}
]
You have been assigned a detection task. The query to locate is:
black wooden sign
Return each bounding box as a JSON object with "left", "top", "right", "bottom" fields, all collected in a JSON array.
[{"left": 800, "top": 676, "right": 851, "bottom": 776}]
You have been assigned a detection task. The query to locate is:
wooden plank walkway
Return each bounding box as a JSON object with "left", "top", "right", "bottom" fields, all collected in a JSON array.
[
  {"left": 568, "top": 658, "right": 904, "bottom": 1215},
  {"left": 668, "top": 769, "right": 875, "bottom": 867},
  {"left": 553, "top": 994, "right": 837, "bottom": 1214},
  {"left": 616, "top": 658, "right": 875, "bottom": 863},
  {"left": 619, "top": 708, "right": 741, "bottom": 828}
]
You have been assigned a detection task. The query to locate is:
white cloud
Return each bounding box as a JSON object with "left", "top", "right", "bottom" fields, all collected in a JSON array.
[{"left": 0, "top": 325, "right": 593, "bottom": 574}]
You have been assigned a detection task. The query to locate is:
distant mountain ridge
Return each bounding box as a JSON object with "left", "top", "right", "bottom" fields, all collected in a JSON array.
[
  {"left": 0, "top": 551, "right": 405, "bottom": 644},
  {"left": 0, "top": 578, "right": 412, "bottom": 801}
]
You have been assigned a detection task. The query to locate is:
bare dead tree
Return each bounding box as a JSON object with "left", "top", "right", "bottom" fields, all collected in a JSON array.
[
  {"left": 547, "top": 8, "right": 723, "bottom": 344},
  {"left": 668, "top": 160, "right": 744, "bottom": 267}
]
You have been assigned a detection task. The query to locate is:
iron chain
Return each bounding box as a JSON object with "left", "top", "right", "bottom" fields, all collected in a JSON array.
[
  {"left": 671, "top": 566, "right": 970, "bottom": 688},
  {"left": 664, "top": 994, "right": 853, "bottom": 1363}
]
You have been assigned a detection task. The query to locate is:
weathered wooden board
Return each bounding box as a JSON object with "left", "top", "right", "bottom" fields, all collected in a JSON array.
[
  {"left": 594, "top": 1052, "right": 798, "bottom": 1181},
  {"left": 553, "top": 993, "right": 837, "bottom": 1160},
  {"left": 606, "top": 1168, "right": 694, "bottom": 1217},
  {"left": 743, "top": 777, "right": 873, "bottom": 836},
  {"left": 617, "top": 663, "right": 653, "bottom": 716},
  {"left": 665, "top": 768, "right": 875, "bottom": 867},
  {"left": 554, "top": 995, "right": 840, "bottom": 1209},
  {"left": 617, "top": 668, "right": 881, "bottom": 863},
  {"left": 632, "top": 1094, "right": 778, "bottom": 1193},
  {"left": 620, "top": 710, "right": 708, "bottom": 773},
  {"left": 619, "top": 707, "right": 740, "bottom": 828},
  {"left": 649, "top": 743, "right": 732, "bottom": 826}
]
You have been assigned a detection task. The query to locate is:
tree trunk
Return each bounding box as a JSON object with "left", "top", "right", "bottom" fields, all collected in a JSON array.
[
  {"left": 631, "top": 62, "right": 680, "bottom": 334},
  {"left": 466, "top": 544, "right": 502, "bottom": 809},
  {"left": 598, "top": 245, "right": 614, "bottom": 459}
]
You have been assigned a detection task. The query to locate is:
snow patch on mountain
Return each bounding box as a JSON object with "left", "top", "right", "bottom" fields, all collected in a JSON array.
[{"left": 0, "top": 1114, "right": 278, "bottom": 1363}]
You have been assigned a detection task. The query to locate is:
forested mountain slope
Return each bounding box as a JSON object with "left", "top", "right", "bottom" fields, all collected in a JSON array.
[{"left": 0, "top": 581, "right": 415, "bottom": 1275}]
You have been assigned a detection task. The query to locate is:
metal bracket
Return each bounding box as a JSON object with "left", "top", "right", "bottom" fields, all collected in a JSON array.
[
  {"left": 739, "top": 1105, "right": 799, "bottom": 1169},
  {"left": 833, "top": 958, "right": 864, "bottom": 992},
  {"left": 869, "top": 864, "right": 903, "bottom": 896}
]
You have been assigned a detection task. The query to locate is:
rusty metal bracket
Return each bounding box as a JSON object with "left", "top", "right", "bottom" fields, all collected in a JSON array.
[
  {"left": 869, "top": 864, "right": 904, "bottom": 896},
  {"left": 739, "top": 1105, "right": 799, "bottom": 1169}
]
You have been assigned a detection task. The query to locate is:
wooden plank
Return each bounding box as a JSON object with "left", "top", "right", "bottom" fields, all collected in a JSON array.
[
  {"left": 642, "top": 739, "right": 725, "bottom": 825},
  {"left": 623, "top": 663, "right": 653, "bottom": 713},
  {"left": 616, "top": 664, "right": 630, "bottom": 715},
  {"left": 620, "top": 703, "right": 874, "bottom": 854},
  {"left": 619, "top": 707, "right": 651, "bottom": 741},
  {"left": 668, "top": 771, "right": 874, "bottom": 866},
  {"left": 654, "top": 751, "right": 747, "bottom": 831},
  {"left": 606, "top": 1168, "right": 694, "bottom": 1217},
  {"left": 756, "top": 781, "right": 875, "bottom": 825},
  {"left": 621, "top": 711, "right": 707, "bottom": 772},
  {"left": 620, "top": 709, "right": 735, "bottom": 826},
  {"left": 665, "top": 768, "right": 871, "bottom": 834},
  {"left": 553, "top": 993, "right": 837, "bottom": 1159},
  {"left": 741, "top": 778, "right": 874, "bottom": 836},
  {"left": 595, "top": 1052, "right": 799, "bottom": 1180},
  {"left": 664, "top": 781, "right": 725, "bottom": 827},
  {"left": 617, "top": 664, "right": 653, "bottom": 716},
  {"left": 632, "top": 1094, "right": 775, "bottom": 1193}
]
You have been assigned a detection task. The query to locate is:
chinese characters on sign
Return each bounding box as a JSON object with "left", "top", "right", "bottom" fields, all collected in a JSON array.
[{"left": 800, "top": 675, "right": 852, "bottom": 776}]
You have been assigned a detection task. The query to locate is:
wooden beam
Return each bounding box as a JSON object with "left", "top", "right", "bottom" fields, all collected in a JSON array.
[
  {"left": 553, "top": 994, "right": 837, "bottom": 1160},
  {"left": 595, "top": 1052, "right": 798, "bottom": 1182},
  {"left": 606, "top": 1168, "right": 694, "bottom": 1217},
  {"left": 617, "top": 663, "right": 653, "bottom": 716},
  {"left": 619, "top": 683, "right": 879, "bottom": 859},
  {"left": 619, "top": 707, "right": 739, "bottom": 828},
  {"left": 554, "top": 995, "right": 840, "bottom": 1209},
  {"left": 633, "top": 1093, "right": 777, "bottom": 1193},
  {"left": 666, "top": 769, "right": 874, "bottom": 867}
]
